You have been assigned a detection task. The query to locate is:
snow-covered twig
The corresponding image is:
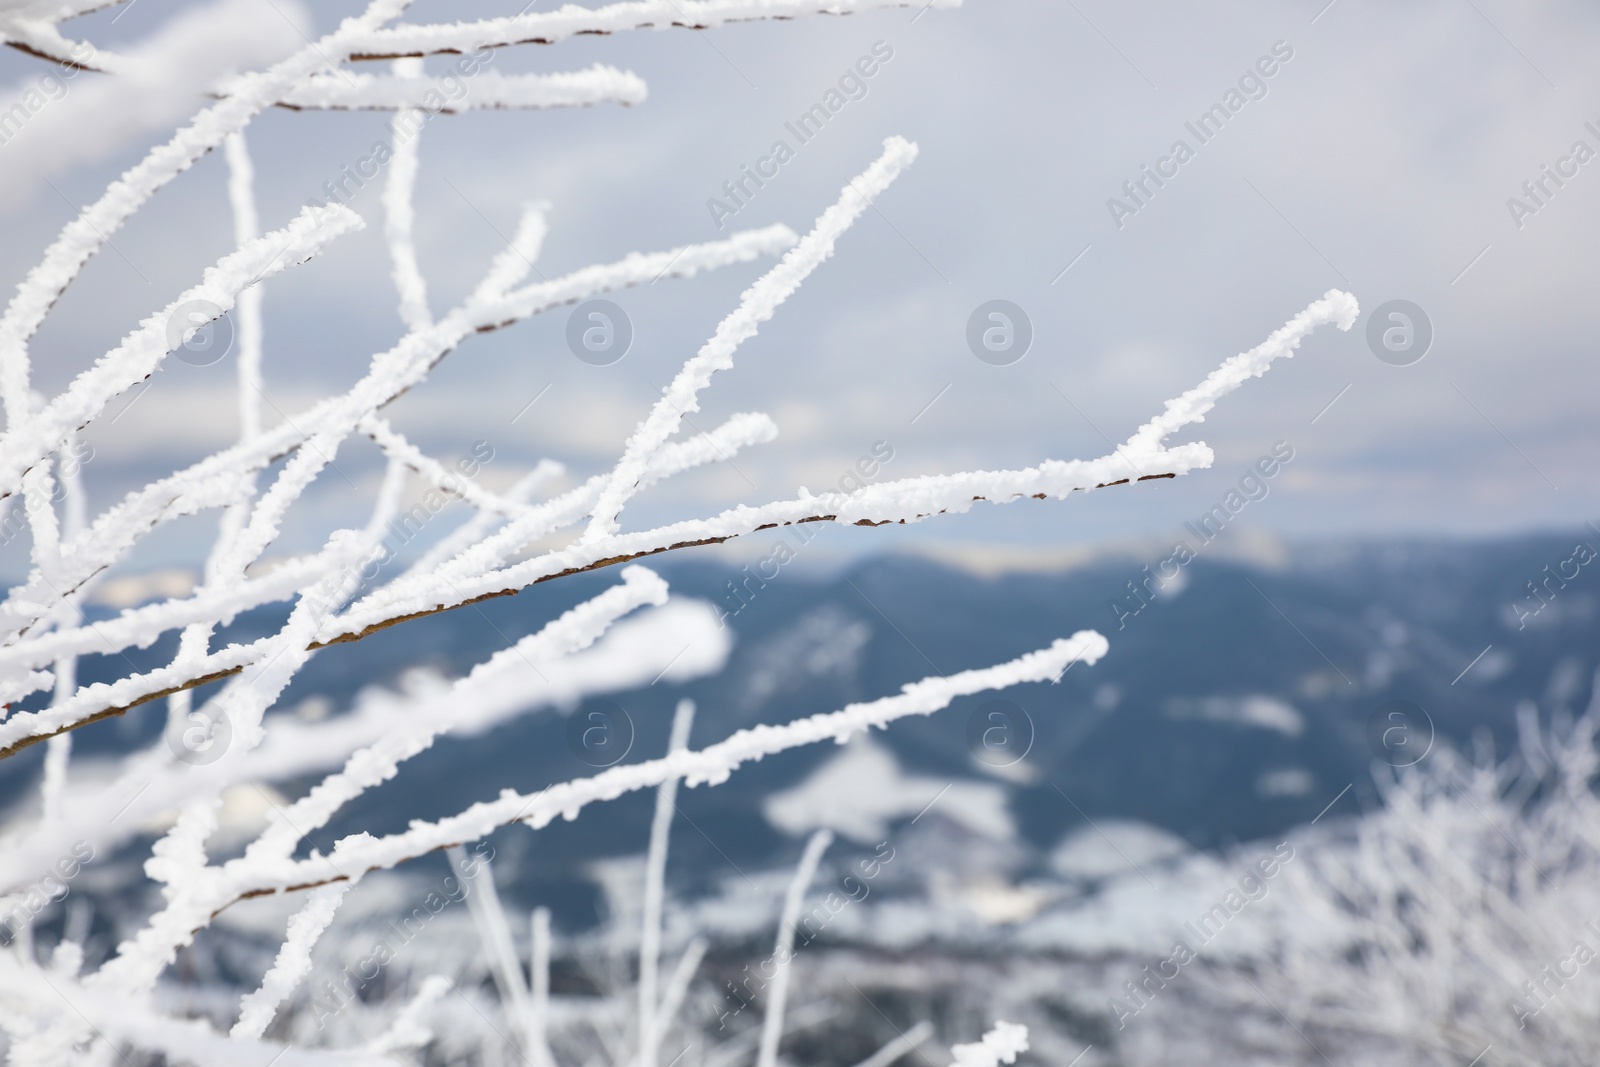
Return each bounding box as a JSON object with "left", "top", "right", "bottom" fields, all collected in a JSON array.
[
  {"left": 0, "top": 0, "right": 409, "bottom": 432},
  {"left": 363, "top": 975, "right": 452, "bottom": 1056},
  {"left": 0, "top": 203, "right": 363, "bottom": 507},
  {"left": 449, "top": 846, "right": 532, "bottom": 1046},
  {"left": 232, "top": 883, "right": 354, "bottom": 1039},
  {"left": 0, "top": 225, "right": 793, "bottom": 693},
  {"left": 529, "top": 907, "right": 556, "bottom": 1067},
  {"left": 0, "top": 1, "right": 1345, "bottom": 1057},
  {"left": 223, "top": 128, "right": 265, "bottom": 451},
  {"left": 38, "top": 434, "right": 86, "bottom": 827},
  {"left": 382, "top": 56, "right": 430, "bottom": 333},
  {"left": 240, "top": 568, "right": 671, "bottom": 862},
  {"left": 0, "top": 953, "right": 394, "bottom": 1066},
  {"left": 653, "top": 937, "right": 708, "bottom": 1057},
  {"left": 208, "top": 632, "right": 1107, "bottom": 904},
  {"left": 640, "top": 698, "right": 696, "bottom": 1067},
  {"left": 360, "top": 414, "right": 526, "bottom": 517},
  {"left": 278, "top": 65, "right": 648, "bottom": 112},
  {"left": 401, "top": 459, "right": 562, "bottom": 580},
  {"left": 849, "top": 1020, "right": 934, "bottom": 1067},
  {"left": 0, "top": 15, "right": 119, "bottom": 71},
  {"left": 348, "top": 0, "right": 962, "bottom": 59},
  {"left": 1121, "top": 288, "right": 1359, "bottom": 456},
  {"left": 584, "top": 136, "right": 917, "bottom": 543},
  {"left": 0, "top": 592, "right": 727, "bottom": 895},
  {"left": 757, "top": 829, "right": 833, "bottom": 1067},
  {"left": 0, "top": 549, "right": 347, "bottom": 692},
  {"left": 351, "top": 411, "right": 779, "bottom": 627},
  {"left": 329, "top": 290, "right": 1354, "bottom": 647}
]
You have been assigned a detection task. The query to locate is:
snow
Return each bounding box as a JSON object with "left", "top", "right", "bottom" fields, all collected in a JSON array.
[
  {"left": 1049, "top": 819, "right": 1192, "bottom": 883},
  {"left": 948, "top": 1022, "right": 1028, "bottom": 1067},
  {"left": 277, "top": 65, "right": 649, "bottom": 111},
  {"left": 0, "top": 202, "right": 363, "bottom": 505},
  {"left": 1164, "top": 694, "right": 1306, "bottom": 736},
  {"left": 0, "top": 0, "right": 1358, "bottom": 1054},
  {"left": 348, "top": 0, "right": 965, "bottom": 58},
  {"left": 763, "top": 735, "right": 1014, "bottom": 843},
  {"left": 757, "top": 829, "right": 833, "bottom": 1067},
  {"left": 583, "top": 136, "right": 918, "bottom": 544},
  {"left": 0, "top": 0, "right": 308, "bottom": 208},
  {"left": 232, "top": 883, "right": 353, "bottom": 1039},
  {"left": 1256, "top": 767, "right": 1315, "bottom": 797}
]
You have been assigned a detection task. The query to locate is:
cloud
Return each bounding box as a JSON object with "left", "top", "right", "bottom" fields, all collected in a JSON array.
[{"left": 0, "top": 0, "right": 308, "bottom": 209}]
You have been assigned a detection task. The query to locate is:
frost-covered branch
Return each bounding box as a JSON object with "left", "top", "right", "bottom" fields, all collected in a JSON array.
[
  {"left": 348, "top": 0, "right": 962, "bottom": 59},
  {"left": 529, "top": 907, "right": 556, "bottom": 1067},
  {"left": 0, "top": 953, "right": 394, "bottom": 1066},
  {"left": 1223, "top": 701, "right": 1600, "bottom": 1065},
  {"left": 0, "top": 15, "right": 119, "bottom": 71},
  {"left": 0, "top": 1, "right": 1347, "bottom": 1057},
  {"left": 278, "top": 65, "right": 648, "bottom": 111},
  {"left": 0, "top": 576, "right": 726, "bottom": 893},
  {"left": 757, "top": 829, "right": 833, "bottom": 1067},
  {"left": 0, "top": 224, "right": 793, "bottom": 686},
  {"left": 640, "top": 698, "right": 696, "bottom": 1067},
  {"left": 381, "top": 55, "right": 431, "bottom": 333},
  {"left": 361, "top": 414, "right": 528, "bottom": 517},
  {"left": 583, "top": 136, "right": 917, "bottom": 543},
  {"left": 850, "top": 1021, "right": 934, "bottom": 1067},
  {"left": 240, "top": 566, "right": 679, "bottom": 864},
  {"left": 1122, "top": 288, "right": 1359, "bottom": 456},
  {"left": 0, "top": 282, "right": 1346, "bottom": 759},
  {"left": 232, "top": 884, "right": 354, "bottom": 1040},
  {"left": 209, "top": 632, "right": 1107, "bottom": 905},
  {"left": 333, "top": 290, "right": 1353, "bottom": 646},
  {"left": 0, "top": 203, "right": 363, "bottom": 506},
  {"left": 0, "top": 549, "right": 343, "bottom": 693},
  {"left": 0, "top": 0, "right": 410, "bottom": 431},
  {"left": 450, "top": 846, "right": 532, "bottom": 1047}
]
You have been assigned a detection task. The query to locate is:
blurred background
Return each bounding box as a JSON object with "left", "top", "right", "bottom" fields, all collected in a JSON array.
[
  {"left": 2, "top": 1, "right": 1598, "bottom": 1063},
  {"left": 5, "top": 0, "right": 1598, "bottom": 557}
]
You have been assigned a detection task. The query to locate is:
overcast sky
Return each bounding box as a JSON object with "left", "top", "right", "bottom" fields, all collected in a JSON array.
[{"left": 3, "top": 0, "right": 1597, "bottom": 576}]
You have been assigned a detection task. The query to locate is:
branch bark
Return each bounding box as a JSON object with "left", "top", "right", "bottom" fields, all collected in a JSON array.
[{"left": 0, "top": 474, "right": 1171, "bottom": 759}]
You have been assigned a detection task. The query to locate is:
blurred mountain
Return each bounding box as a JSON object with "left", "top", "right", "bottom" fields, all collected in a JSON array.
[{"left": 9, "top": 528, "right": 1597, "bottom": 928}]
